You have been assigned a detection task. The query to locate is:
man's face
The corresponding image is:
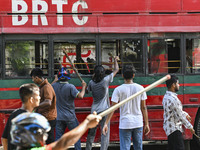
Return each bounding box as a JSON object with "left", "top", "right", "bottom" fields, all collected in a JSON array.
[
  {"left": 32, "top": 90, "right": 40, "bottom": 107},
  {"left": 174, "top": 80, "right": 180, "bottom": 92},
  {"left": 32, "top": 76, "right": 40, "bottom": 85}
]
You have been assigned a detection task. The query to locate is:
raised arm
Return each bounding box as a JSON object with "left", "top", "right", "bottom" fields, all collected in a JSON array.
[
  {"left": 50, "top": 112, "right": 101, "bottom": 150},
  {"left": 112, "top": 56, "right": 119, "bottom": 77},
  {"left": 77, "top": 80, "right": 87, "bottom": 99}
]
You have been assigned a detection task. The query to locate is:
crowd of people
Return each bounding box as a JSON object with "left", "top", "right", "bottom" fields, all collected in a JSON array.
[{"left": 1, "top": 56, "right": 196, "bottom": 150}]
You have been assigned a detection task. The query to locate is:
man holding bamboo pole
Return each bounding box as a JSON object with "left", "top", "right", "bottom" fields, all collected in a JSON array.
[{"left": 103, "top": 65, "right": 150, "bottom": 150}]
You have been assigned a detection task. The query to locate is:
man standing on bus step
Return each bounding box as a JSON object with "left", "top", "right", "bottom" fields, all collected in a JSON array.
[
  {"left": 52, "top": 67, "right": 87, "bottom": 150},
  {"left": 30, "top": 68, "right": 57, "bottom": 144},
  {"left": 102, "top": 65, "right": 150, "bottom": 150},
  {"left": 162, "top": 75, "right": 195, "bottom": 150},
  {"left": 1, "top": 83, "right": 40, "bottom": 150}
]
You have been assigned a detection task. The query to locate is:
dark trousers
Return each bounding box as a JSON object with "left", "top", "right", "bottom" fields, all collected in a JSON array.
[
  {"left": 168, "top": 130, "right": 185, "bottom": 150},
  {"left": 46, "top": 119, "right": 56, "bottom": 144}
]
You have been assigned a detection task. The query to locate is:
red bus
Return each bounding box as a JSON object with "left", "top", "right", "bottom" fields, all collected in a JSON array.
[{"left": 0, "top": 0, "right": 200, "bottom": 149}]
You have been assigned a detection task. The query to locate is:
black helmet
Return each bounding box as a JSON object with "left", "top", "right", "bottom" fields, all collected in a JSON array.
[
  {"left": 58, "top": 67, "right": 71, "bottom": 81},
  {"left": 11, "top": 112, "right": 50, "bottom": 148}
]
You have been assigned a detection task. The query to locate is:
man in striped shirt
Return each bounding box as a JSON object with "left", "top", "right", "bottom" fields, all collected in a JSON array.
[{"left": 162, "top": 75, "right": 195, "bottom": 150}]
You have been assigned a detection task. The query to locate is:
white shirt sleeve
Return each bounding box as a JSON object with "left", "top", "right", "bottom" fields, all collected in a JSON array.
[{"left": 111, "top": 88, "right": 120, "bottom": 103}]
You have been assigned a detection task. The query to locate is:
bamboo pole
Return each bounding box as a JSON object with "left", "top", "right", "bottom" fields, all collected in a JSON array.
[{"left": 99, "top": 75, "right": 171, "bottom": 117}]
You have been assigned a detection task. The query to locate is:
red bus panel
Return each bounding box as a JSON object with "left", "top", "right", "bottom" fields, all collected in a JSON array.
[{"left": 0, "top": 0, "right": 184, "bottom": 14}]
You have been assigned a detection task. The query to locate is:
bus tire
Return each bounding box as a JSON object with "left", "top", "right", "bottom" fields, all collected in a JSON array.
[{"left": 194, "top": 111, "right": 200, "bottom": 147}]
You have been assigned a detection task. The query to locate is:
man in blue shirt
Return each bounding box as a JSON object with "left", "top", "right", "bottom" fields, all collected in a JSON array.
[{"left": 52, "top": 67, "right": 86, "bottom": 150}]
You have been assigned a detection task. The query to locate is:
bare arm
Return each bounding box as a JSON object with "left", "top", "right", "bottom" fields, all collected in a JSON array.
[
  {"left": 1, "top": 137, "right": 8, "bottom": 150},
  {"left": 51, "top": 75, "right": 58, "bottom": 84},
  {"left": 77, "top": 81, "right": 87, "bottom": 99},
  {"left": 102, "top": 102, "right": 117, "bottom": 135},
  {"left": 141, "top": 100, "right": 150, "bottom": 135},
  {"left": 112, "top": 56, "right": 119, "bottom": 77},
  {"left": 49, "top": 112, "right": 101, "bottom": 150}
]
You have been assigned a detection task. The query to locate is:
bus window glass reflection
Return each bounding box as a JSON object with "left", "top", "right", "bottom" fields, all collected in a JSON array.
[
  {"left": 5, "top": 41, "right": 48, "bottom": 77},
  {"left": 53, "top": 41, "right": 96, "bottom": 75},
  {"left": 148, "top": 39, "right": 181, "bottom": 74},
  {"left": 186, "top": 39, "right": 200, "bottom": 74},
  {"left": 122, "top": 39, "right": 143, "bottom": 74},
  {"left": 101, "top": 40, "right": 120, "bottom": 74}
]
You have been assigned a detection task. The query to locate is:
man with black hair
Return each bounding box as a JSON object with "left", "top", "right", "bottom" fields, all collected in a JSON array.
[
  {"left": 163, "top": 75, "right": 195, "bottom": 150},
  {"left": 30, "top": 68, "right": 57, "bottom": 144},
  {"left": 103, "top": 65, "right": 150, "bottom": 150},
  {"left": 52, "top": 67, "right": 86, "bottom": 150},
  {"left": 1, "top": 83, "right": 40, "bottom": 150}
]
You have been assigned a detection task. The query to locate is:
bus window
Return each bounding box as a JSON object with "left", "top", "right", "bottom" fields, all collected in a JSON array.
[
  {"left": 148, "top": 39, "right": 181, "bottom": 74},
  {"left": 101, "top": 40, "right": 120, "bottom": 74},
  {"left": 186, "top": 39, "right": 200, "bottom": 74},
  {"left": 122, "top": 39, "right": 143, "bottom": 74},
  {"left": 5, "top": 41, "right": 48, "bottom": 77},
  {"left": 54, "top": 41, "right": 96, "bottom": 75}
]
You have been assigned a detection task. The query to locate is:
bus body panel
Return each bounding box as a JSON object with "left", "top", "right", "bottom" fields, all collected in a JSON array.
[
  {"left": 1, "top": 0, "right": 200, "bottom": 13},
  {"left": 0, "top": 76, "right": 199, "bottom": 143}
]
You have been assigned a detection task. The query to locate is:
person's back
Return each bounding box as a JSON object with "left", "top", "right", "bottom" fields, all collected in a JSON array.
[
  {"left": 86, "top": 57, "right": 119, "bottom": 150},
  {"left": 53, "top": 82, "right": 77, "bottom": 120},
  {"left": 102, "top": 65, "right": 150, "bottom": 150},
  {"left": 113, "top": 83, "right": 145, "bottom": 128},
  {"left": 88, "top": 73, "right": 113, "bottom": 113},
  {"left": 52, "top": 67, "right": 86, "bottom": 150}
]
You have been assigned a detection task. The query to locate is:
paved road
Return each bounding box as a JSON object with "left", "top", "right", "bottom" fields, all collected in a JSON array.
[
  {"left": 68, "top": 141, "right": 168, "bottom": 150},
  {"left": 68, "top": 140, "right": 200, "bottom": 150}
]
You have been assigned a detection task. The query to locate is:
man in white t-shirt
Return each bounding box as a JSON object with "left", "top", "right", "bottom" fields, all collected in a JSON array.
[{"left": 103, "top": 65, "right": 150, "bottom": 150}]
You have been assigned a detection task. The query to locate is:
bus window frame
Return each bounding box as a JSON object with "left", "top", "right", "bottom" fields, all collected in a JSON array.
[
  {"left": 99, "top": 34, "right": 145, "bottom": 76},
  {"left": 147, "top": 33, "right": 183, "bottom": 76},
  {"left": 3, "top": 34, "right": 49, "bottom": 79},
  {"left": 184, "top": 33, "right": 200, "bottom": 75},
  {"left": 51, "top": 34, "right": 98, "bottom": 78},
  {"left": 3, "top": 33, "right": 198, "bottom": 78}
]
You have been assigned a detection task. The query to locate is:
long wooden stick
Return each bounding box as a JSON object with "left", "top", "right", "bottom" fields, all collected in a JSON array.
[
  {"left": 98, "top": 75, "right": 171, "bottom": 117},
  {"left": 63, "top": 50, "right": 83, "bottom": 82},
  {"left": 194, "top": 133, "right": 200, "bottom": 139}
]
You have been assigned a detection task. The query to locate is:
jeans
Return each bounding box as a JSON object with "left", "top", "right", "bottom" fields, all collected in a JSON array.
[
  {"left": 119, "top": 127, "right": 143, "bottom": 150},
  {"left": 46, "top": 119, "right": 56, "bottom": 144},
  {"left": 56, "top": 119, "right": 81, "bottom": 150},
  {"left": 86, "top": 116, "right": 110, "bottom": 150}
]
